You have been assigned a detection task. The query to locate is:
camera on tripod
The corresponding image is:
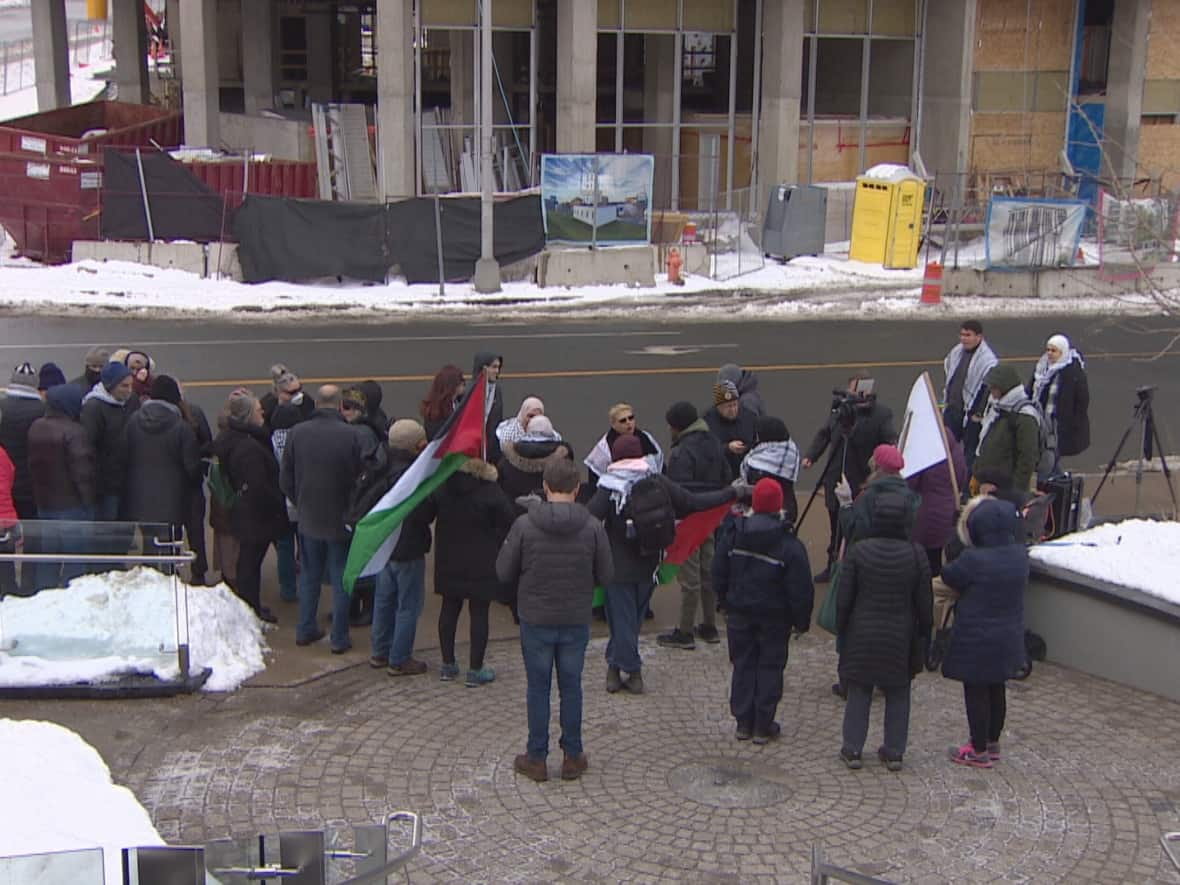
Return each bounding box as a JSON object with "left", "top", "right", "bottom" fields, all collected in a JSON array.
[
  {"left": 830, "top": 378, "right": 876, "bottom": 425},
  {"left": 1136, "top": 384, "right": 1157, "bottom": 402}
]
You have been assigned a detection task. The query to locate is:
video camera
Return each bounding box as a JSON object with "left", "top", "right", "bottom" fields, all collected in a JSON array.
[{"left": 830, "top": 378, "right": 876, "bottom": 425}]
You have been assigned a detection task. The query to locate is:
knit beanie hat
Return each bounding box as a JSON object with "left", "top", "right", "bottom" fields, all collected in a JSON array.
[
  {"left": 227, "top": 391, "right": 257, "bottom": 424},
  {"left": 46, "top": 383, "right": 84, "bottom": 420},
  {"left": 610, "top": 433, "right": 644, "bottom": 461},
  {"left": 752, "top": 477, "right": 784, "bottom": 514},
  {"left": 754, "top": 415, "right": 789, "bottom": 443},
  {"left": 38, "top": 362, "right": 67, "bottom": 391},
  {"left": 665, "top": 401, "right": 698, "bottom": 432},
  {"left": 524, "top": 415, "right": 557, "bottom": 439},
  {"left": 872, "top": 443, "right": 905, "bottom": 473},
  {"left": 269, "top": 363, "right": 290, "bottom": 386},
  {"left": 713, "top": 380, "right": 739, "bottom": 406},
  {"left": 84, "top": 346, "right": 111, "bottom": 371},
  {"left": 149, "top": 374, "right": 182, "bottom": 406},
  {"left": 101, "top": 360, "right": 131, "bottom": 391},
  {"left": 984, "top": 364, "right": 1022, "bottom": 394},
  {"left": 342, "top": 386, "right": 367, "bottom": 412},
  {"left": 388, "top": 418, "right": 426, "bottom": 452},
  {"left": 9, "top": 361, "right": 36, "bottom": 387}
]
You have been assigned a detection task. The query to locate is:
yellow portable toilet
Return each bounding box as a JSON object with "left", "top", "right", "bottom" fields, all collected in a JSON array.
[{"left": 848, "top": 164, "right": 926, "bottom": 269}]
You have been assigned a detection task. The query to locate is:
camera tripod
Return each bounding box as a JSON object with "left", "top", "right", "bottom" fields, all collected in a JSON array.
[{"left": 1091, "top": 386, "right": 1178, "bottom": 517}]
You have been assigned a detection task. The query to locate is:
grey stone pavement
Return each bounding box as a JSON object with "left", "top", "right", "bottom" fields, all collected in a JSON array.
[{"left": 3, "top": 471, "right": 1180, "bottom": 883}]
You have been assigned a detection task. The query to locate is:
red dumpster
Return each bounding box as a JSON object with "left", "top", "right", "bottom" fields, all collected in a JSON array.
[{"left": 0, "top": 101, "right": 182, "bottom": 263}]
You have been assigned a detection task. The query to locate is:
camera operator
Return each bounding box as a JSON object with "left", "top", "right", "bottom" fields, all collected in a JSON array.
[{"left": 801, "top": 371, "right": 897, "bottom": 583}]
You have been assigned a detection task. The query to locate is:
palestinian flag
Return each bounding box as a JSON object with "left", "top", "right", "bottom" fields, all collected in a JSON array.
[
  {"left": 656, "top": 502, "right": 734, "bottom": 584},
  {"left": 344, "top": 370, "right": 487, "bottom": 594}
]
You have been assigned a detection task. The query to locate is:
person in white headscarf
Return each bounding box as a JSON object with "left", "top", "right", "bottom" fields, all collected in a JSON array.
[
  {"left": 496, "top": 396, "right": 560, "bottom": 447},
  {"left": 1027, "top": 333, "right": 1090, "bottom": 458}
]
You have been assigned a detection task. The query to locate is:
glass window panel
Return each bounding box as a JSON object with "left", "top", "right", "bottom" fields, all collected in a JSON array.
[
  {"left": 684, "top": 0, "right": 734, "bottom": 33},
  {"left": 818, "top": 0, "right": 868, "bottom": 35},
  {"left": 596, "top": 32, "right": 618, "bottom": 123},
  {"left": 420, "top": 0, "right": 477, "bottom": 28},
  {"left": 598, "top": 0, "right": 620, "bottom": 30},
  {"left": 682, "top": 34, "right": 732, "bottom": 114},
  {"left": 867, "top": 39, "right": 914, "bottom": 117},
  {"left": 872, "top": 0, "right": 917, "bottom": 36},
  {"left": 814, "top": 37, "right": 863, "bottom": 115},
  {"left": 638, "top": 33, "right": 677, "bottom": 123},
  {"left": 493, "top": 0, "right": 534, "bottom": 28},
  {"left": 624, "top": 0, "right": 677, "bottom": 31},
  {"left": 802, "top": 37, "right": 812, "bottom": 114}
]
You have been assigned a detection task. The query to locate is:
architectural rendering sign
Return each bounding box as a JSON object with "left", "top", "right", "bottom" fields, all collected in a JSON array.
[
  {"left": 985, "top": 197, "right": 1086, "bottom": 269},
  {"left": 540, "top": 154, "right": 654, "bottom": 246}
]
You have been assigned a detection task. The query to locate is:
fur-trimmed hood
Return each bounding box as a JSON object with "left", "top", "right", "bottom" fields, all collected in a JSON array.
[
  {"left": 956, "top": 494, "right": 1019, "bottom": 548},
  {"left": 501, "top": 439, "right": 572, "bottom": 474},
  {"left": 458, "top": 457, "right": 499, "bottom": 482}
]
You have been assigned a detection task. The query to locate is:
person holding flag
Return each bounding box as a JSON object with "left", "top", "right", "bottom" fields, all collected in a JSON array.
[{"left": 587, "top": 433, "right": 740, "bottom": 696}]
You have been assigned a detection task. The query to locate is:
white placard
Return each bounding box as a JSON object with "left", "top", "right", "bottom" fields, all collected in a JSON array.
[{"left": 898, "top": 372, "right": 951, "bottom": 479}]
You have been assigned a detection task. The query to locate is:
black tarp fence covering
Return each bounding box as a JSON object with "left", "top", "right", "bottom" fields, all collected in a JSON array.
[
  {"left": 232, "top": 193, "right": 545, "bottom": 284},
  {"left": 101, "top": 148, "right": 227, "bottom": 242}
]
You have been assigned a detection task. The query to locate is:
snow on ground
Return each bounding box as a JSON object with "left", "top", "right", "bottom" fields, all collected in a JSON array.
[
  {"left": 0, "top": 718, "right": 164, "bottom": 883},
  {"left": 1030, "top": 518, "right": 1180, "bottom": 606},
  {"left": 0, "top": 567, "right": 269, "bottom": 691},
  {"left": 0, "top": 45, "right": 110, "bottom": 123}
]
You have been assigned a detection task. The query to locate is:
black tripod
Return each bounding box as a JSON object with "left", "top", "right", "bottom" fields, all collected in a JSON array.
[{"left": 1091, "top": 385, "right": 1178, "bottom": 516}]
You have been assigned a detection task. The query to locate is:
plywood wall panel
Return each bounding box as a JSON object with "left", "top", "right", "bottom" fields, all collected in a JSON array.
[
  {"left": 1137, "top": 126, "right": 1180, "bottom": 189},
  {"left": 975, "top": 0, "right": 1074, "bottom": 72},
  {"left": 969, "top": 111, "right": 1065, "bottom": 174},
  {"left": 1147, "top": 3, "right": 1180, "bottom": 80}
]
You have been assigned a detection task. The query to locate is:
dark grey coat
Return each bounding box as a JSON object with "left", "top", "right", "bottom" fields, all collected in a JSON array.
[
  {"left": 279, "top": 408, "right": 364, "bottom": 541},
  {"left": 496, "top": 499, "right": 613, "bottom": 626},
  {"left": 120, "top": 400, "right": 201, "bottom": 527}
]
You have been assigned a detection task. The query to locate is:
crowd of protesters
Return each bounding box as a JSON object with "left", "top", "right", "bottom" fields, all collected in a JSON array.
[{"left": 0, "top": 322, "right": 1091, "bottom": 779}]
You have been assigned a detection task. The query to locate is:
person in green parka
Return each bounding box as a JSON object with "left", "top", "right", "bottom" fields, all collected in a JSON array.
[{"left": 971, "top": 364, "right": 1040, "bottom": 494}]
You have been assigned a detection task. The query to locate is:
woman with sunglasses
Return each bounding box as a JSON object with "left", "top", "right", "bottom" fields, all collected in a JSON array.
[{"left": 583, "top": 403, "right": 664, "bottom": 497}]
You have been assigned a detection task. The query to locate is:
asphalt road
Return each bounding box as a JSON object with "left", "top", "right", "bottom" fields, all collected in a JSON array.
[{"left": 1, "top": 314, "right": 1178, "bottom": 474}]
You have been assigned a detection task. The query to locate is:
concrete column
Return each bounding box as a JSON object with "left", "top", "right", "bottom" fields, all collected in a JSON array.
[
  {"left": 376, "top": 0, "right": 416, "bottom": 200},
  {"left": 305, "top": 10, "right": 333, "bottom": 104},
  {"left": 112, "top": 0, "right": 149, "bottom": 103},
  {"left": 918, "top": 0, "right": 975, "bottom": 195},
  {"left": 241, "top": 0, "right": 275, "bottom": 114},
  {"left": 179, "top": 0, "right": 219, "bottom": 148},
  {"left": 556, "top": 0, "right": 595, "bottom": 152},
  {"left": 32, "top": 0, "right": 70, "bottom": 111},
  {"left": 757, "top": 0, "right": 804, "bottom": 196},
  {"left": 1104, "top": 0, "right": 1150, "bottom": 182},
  {"left": 643, "top": 35, "right": 676, "bottom": 203},
  {"left": 165, "top": 0, "right": 181, "bottom": 80}
]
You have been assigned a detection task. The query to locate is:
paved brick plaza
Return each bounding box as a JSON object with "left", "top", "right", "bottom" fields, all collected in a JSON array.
[{"left": 17, "top": 622, "right": 1178, "bottom": 884}]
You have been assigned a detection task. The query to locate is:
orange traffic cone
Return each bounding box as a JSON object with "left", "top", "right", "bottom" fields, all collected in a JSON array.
[{"left": 920, "top": 262, "right": 943, "bottom": 305}]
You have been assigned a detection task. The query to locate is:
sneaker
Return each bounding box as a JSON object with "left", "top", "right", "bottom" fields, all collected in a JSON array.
[
  {"left": 985, "top": 741, "right": 1001, "bottom": 762},
  {"left": 752, "top": 722, "right": 782, "bottom": 745},
  {"left": 605, "top": 666, "right": 623, "bottom": 694},
  {"left": 330, "top": 641, "right": 353, "bottom": 655},
  {"left": 295, "top": 628, "right": 326, "bottom": 647},
  {"left": 439, "top": 663, "right": 460, "bottom": 682},
  {"left": 513, "top": 753, "right": 548, "bottom": 783},
  {"left": 465, "top": 666, "right": 496, "bottom": 687},
  {"left": 948, "top": 742, "right": 993, "bottom": 769},
  {"left": 694, "top": 624, "right": 721, "bottom": 644},
  {"left": 656, "top": 628, "right": 696, "bottom": 650},
  {"left": 840, "top": 748, "right": 863, "bottom": 770},
  {"left": 877, "top": 747, "right": 903, "bottom": 772},
  {"left": 256, "top": 607, "right": 278, "bottom": 625},
  {"left": 368, "top": 655, "right": 387, "bottom": 669},
  {"left": 388, "top": 658, "right": 428, "bottom": 676},
  {"left": 560, "top": 753, "right": 589, "bottom": 781},
  {"left": 623, "top": 672, "right": 644, "bottom": 695},
  {"left": 813, "top": 565, "right": 832, "bottom": 583},
  {"left": 831, "top": 682, "right": 848, "bottom": 700},
  {"left": 735, "top": 723, "right": 753, "bottom": 741}
]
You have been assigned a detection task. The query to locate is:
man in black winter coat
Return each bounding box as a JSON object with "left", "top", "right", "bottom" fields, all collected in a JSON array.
[
  {"left": 802, "top": 372, "right": 897, "bottom": 583},
  {"left": 658, "top": 400, "right": 732, "bottom": 650},
  {"left": 81, "top": 361, "right": 136, "bottom": 525},
  {"left": 0, "top": 362, "right": 46, "bottom": 594},
  {"left": 280, "top": 385, "right": 365, "bottom": 652},
  {"left": 497, "top": 458, "right": 613, "bottom": 783},
  {"left": 714, "top": 479, "right": 814, "bottom": 744},
  {"left": 703, "top": 380, "right": 758, "bottom": 477}
]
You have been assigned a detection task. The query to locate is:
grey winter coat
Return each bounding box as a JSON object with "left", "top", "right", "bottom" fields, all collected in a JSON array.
[
  {"left": 496, "top": 500, "right": 613, "bottom": 625},
  {"left": 279, "top": 408, "right": 364, "bottom": 542}
]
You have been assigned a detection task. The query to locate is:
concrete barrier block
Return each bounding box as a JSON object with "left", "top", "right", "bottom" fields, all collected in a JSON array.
[
  {"left": 538, "top": 246, "right": 656, "bottom": 288},
  {"left": 208, "top": 243, "right": 243, "bottom": 281},
  {"left": 71, "top": 241, "right": 147, "bottom": 263},
  {"left": 147, "top": 242, "right": 207, "bottom": 276}
]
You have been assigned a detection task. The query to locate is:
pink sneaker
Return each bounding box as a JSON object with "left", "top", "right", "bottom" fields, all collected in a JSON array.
[{"left": 949, "top": 742, "right": 993, "bottom": 768}]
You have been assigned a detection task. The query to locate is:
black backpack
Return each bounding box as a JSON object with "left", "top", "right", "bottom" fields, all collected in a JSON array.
[
  {"left": 624, "top": 476, "right": 677, "bottom": 555},
  {"left": 346, "top": 443, "right": 395, "bottom": 530}
]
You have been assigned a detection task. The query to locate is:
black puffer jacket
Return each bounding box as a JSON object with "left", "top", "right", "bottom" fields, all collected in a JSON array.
[
  {"left": 496, "top": 499, "right": 613, "bottom": 625},
  {"left": 835, "top": 497, "right": 933, "bottom": 687},
  {"left": 666, "top": 419, "right": 732, "bottom": 491},
  {"left": 211, "top": 419, "right": 288, "bottom": 545},
  {"left": 80, "top": 388, "right": 133, "bottom": 499},
  {"left": 712, "top": 512, "right": 813, "bottom": 629},
  {"left": 1030, "top": 359, "right": 1090, "bottom": 457},
  {"left": 498, "top": 437, "right": 575, "bottom": 511},
  {"left": 587, "top": 470, "right": 736, "bottom": 584},
  {"left": 121, "top": 400, "right": 201, "bottom": 527},
  {"left": 703, "top": 405, "right": 758, "bottom": 476},
  {"left": 432, "top": 459, "right": 517, "bottom": 601},
  {"left": 0, "top": 390, "right": 45, "bottom": 510},
  {"left": 28, "top": 413, "right": 96, "bottom": 512}
]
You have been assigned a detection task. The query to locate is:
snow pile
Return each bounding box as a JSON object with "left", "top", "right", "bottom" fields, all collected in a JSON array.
[
  {"left": 0, "top": 718, "right": 164, "bottom": 883},
  {"left": 861, "top": 163, "right": 918, "bottom": 182},
  {"left": 1029, "top": 518, "right": 1180, "bottom": 606},
  {"left": 0, "top": 567, "right": 269, "bottom": 691}
]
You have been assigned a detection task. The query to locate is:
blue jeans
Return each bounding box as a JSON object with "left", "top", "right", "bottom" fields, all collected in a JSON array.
[
  {"left": 603, "top": 580, "right": 655, "bottom": 674},
  {"left": 274, "top": 528, "right": 297, "bottom": 601},
  {"left": 371, "top": 557, "right": 426, "bottom": 665},
  {"left": 519, "top": 621, "right": 590, "bottom": 760},
  {"left": 297, "top": 534, "right": 351, "bottom": 648},
  {"left": 36, "top": 507, "right": 92, "bottom": 591}
]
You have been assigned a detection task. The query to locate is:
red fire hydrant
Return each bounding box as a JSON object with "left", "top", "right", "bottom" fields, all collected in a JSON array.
[{"left": 667, "top": 247, "right": 685, "bottom": 285}]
